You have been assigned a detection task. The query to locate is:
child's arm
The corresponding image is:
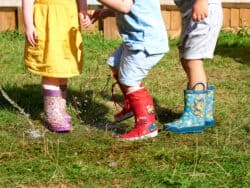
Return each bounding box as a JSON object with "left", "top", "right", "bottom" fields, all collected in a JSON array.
[
  {"left": 77, "top": 0, "right": 91, "bottom": 28},
  {"left": 192, "top": 0, "right": 208, "bottom": 22},
  {"left": 91, "top": 9, "right": 115, "bottom": 24},
  {"left": 97, "top": 0, "right": 134, "bottom": 13},
  {"left": 22, "top": 0, "right": 37, "bottom": 46}
]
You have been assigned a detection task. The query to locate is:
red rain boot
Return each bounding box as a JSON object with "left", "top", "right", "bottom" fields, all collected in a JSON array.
[
  {"left": 119, "top": 88, "right": 158, "bottom": 141},
  {"left": 112, "top": 73, "right": 133, "bottom": 122}
]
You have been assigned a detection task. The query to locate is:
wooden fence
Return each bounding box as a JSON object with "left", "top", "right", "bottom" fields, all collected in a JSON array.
[{"left": 0, "top": 0, "right": 250, "bottom": 39}]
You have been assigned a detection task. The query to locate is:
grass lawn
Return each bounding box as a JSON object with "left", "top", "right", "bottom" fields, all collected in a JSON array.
[{"left": 0, "top": 30, "right": 249, "bottom": 187}]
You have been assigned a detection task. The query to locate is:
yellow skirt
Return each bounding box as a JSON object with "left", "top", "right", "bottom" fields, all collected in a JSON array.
[{"left": 24, "top": 0, "right": 83, "bottom": 78}]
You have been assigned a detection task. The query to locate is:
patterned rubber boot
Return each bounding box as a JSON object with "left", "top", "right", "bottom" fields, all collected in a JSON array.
[
  {"left": 112, "top": 73, "right": 133, "bottom": 122},
  {"left": 60, "top": 85, "right": 72, "bottom": 122},
  {"left": 43, "top": 89, "right": 72, "bottom": 132},
  {"left": 119, "top": 88, "right": 158, "bottom": 141},
  {"left": 164, "top": 83, "right": 207, "bottom": 134},
  {"left": 205, "top": 85, "right": 215, "bottom": 127}
]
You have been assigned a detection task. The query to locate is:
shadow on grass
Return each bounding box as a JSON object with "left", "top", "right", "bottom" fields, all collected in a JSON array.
[
  {"left": 0, "top": 84, "right": 43, "bottom": 120},
  {"left": 154, "top": 103, "right": 182, "bottom": 125},
  {"left": 215, "top": 44, "right": 250, "bottom": 65},
  {"left": 68, "top": 89, "right": 129, "bottom": 134},
  {"left": 0, "top": 84, "right": 182, "bottom": 133},
  {"left": 0, "top": 84, "right": 130, "bottom": 134}
]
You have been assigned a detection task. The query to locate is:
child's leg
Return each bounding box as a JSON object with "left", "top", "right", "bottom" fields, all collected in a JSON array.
[
  {"left": 108, "top": 46, "right": 135, "bottom": 122},
  {"left": 117, "top": 49, "right": 164, "bottom": 140},
  {"left": 182, "top": 59, "right": 215, "bottom": 126},
  {"left": 164, "top": 59, "right": 208, "bottom": 133},
  {"left": 172, "top": 3, "right": 223, "bottom": 132},
  {"left": 181, "top": 59, "right": 207, "bottom": 90},
  {"left": 42, "top": 77, "right": 60, "bottom": 89},
  {"left": 59, "top": 78, "right": 67, "bottom": 99},
  {"left": 111, "top": 67, "right": 142, "bottom": 94},
  {"left": 110, "top": 66, "right": 134, "bottom": 122},
  {"left": 42, "top": 77, "right": 71, "bottom": 132}
]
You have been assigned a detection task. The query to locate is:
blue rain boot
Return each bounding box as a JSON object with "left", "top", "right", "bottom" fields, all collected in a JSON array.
[
  {"left": 205, "top": 85, "right": 215, "bottom": 127},
  {"left": 164, "top": 83, "right": 207, "bottom": 134}
]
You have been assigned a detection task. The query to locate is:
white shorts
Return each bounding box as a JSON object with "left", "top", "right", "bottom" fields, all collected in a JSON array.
[
  {"left": 107, "top": 44, "right": 165, "bottom": 86},
  {"left": 179, "top": 3, "right": 223, "bottom": 59}
]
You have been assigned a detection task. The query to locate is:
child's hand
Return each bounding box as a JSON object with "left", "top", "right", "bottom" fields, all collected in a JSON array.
[
  {"left": 79, "top": 12, "right": 91, "bottom": 29},
  {"left": 192, "top": 0, "right": 208, "bottom": 22},
  {"left": 90, "top": 9, "right": 113, "bottom": 23},
  {"left": 25, "top": 25, "right": 38, "bottom": 47}
]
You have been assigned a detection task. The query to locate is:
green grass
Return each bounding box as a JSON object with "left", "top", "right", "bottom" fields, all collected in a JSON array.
[{"left": 0, "top": 30, "right": 249, "bottom": 187}]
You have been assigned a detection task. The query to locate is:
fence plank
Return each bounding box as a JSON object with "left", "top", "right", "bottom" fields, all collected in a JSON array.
[
  {"left": 231, "top": 8, "right": 240, "bottom": 28},
  {"left": 161, "top": 9, "right": 171, "bottom": 30},
  {"left": 240, "top": 8, "right": 250, "bottom": 27},
  {"left": 170, "top": 10, "right": 181, "bottom": 30},
  {"left": 103, "top": 17, "right": 119, "bottom": 39},
  {"left": 223, "top": 8, "right": 231, "bottom": 28},
  {"left": 17, "top": 7, "right": 24, "bottom": 33},
  {"left": 0, "top": 8, "right": 16, "bottom": 31}
]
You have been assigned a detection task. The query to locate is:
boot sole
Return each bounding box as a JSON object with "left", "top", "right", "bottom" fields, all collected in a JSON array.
[
  {"left": 165, "top": 126, "right": 204, "bottom": 134},
  {"left": 119, "top": 130, "right": 158, "bottom": 141},
  {"left": 205, "top": 120, "right": 215, "bottom": 127},
  {"left": 44, "top": 122, "right": 72, "bottom": 133}
]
